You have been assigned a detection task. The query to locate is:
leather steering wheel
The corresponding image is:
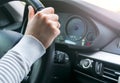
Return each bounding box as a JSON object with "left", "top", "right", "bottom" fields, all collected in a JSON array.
[{"left": 0, "top": 0, "right": 55, "bottom": 83}]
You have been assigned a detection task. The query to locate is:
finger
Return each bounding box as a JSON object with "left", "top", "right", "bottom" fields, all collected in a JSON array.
[
  {"left": 28, "top": 6, "right": 35, "bottom": 21},
  {"left": 47, "top": 14, "right": 59, "bottom": 21},
  {"left": 39, "top": 7, "right": 55, "bottom": 14},
  {"left": 49, "top": 21, "right": 61, "bottom": 29},
  {"left": 39, "top": 14, "right": 59, "bottom": 21}
]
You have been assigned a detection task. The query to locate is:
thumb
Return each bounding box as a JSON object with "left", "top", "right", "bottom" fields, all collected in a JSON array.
[{"left": 28, "top": 6, "right": 35, "bottom": 21}]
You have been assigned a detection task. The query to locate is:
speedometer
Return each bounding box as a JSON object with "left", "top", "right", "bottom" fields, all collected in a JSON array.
[{"left": 66, "top": 16, "right": 86, "bottom": 41}]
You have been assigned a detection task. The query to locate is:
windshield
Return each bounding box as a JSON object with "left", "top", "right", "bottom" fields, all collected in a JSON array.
[{"left": 84, "top": 0, "right": 120, "bottom": 13}]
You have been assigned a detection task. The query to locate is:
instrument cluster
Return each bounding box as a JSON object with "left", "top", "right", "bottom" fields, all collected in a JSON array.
[{"left": 55, "top": 13, "right": 98, "bottom": 49}]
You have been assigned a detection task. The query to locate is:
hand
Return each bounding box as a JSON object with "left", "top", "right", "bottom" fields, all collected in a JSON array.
[{"left": 25, "top": 6, "right": 60, "bottom": 48}]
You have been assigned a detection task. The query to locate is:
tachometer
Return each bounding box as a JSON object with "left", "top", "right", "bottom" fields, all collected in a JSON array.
[{"left": 66, "top": 16, "right": 86, "bottom": 42}]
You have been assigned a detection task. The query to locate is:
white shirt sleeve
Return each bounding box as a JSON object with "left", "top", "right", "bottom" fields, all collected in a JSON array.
[{"left": 0, "top": 35, "right": 46, "bottom": 83}]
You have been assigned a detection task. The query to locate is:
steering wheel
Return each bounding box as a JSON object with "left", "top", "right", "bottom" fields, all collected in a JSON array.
[{"left": 0, "top": 0, "right": 56, "bottom": 83}]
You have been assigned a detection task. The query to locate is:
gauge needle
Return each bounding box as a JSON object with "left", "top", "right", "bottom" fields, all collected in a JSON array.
[{"left": 82, "top": 39, "right": 85, "bottom": 46}]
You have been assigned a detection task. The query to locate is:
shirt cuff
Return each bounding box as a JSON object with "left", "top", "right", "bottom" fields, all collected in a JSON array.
[{"left": 11, "top": 35, "right": 46, "bottom": 66}]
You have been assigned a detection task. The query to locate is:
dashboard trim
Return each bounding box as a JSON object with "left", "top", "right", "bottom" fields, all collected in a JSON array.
[{"left": 89, "top": 51, "right": 120, "bottom": 65}]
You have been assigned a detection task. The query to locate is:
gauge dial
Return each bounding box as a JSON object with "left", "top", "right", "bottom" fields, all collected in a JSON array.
[{"left": 66, "top": 17, "right": 86, "bottom": 41}]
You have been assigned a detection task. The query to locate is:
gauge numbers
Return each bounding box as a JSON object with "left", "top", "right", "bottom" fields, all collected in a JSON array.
[{"left": 66, "top": 17, "right": 86, "bottom": 42}]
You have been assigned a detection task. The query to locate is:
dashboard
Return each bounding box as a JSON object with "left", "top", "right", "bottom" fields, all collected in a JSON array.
[
  {"left": 54, "top": 12, "right": 120, "bottom": 83},
  {"left": 55, "top": 11, "right": 116, "bottom": 52}
]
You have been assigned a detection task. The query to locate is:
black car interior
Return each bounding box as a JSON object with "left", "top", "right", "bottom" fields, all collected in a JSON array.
[{"left": 0, "top": 0, "right": 120, "bottom": 83}]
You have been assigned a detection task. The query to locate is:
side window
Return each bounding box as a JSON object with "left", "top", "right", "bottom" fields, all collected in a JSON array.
[
  {"left": 0, "top": 1, "right": 25, "bottom": 32},
  {"left": 0, "top": 7, "right": 13, "bottom": 29}
]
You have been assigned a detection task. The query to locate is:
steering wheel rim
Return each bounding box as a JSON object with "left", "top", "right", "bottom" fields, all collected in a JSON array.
[{"left": 0, "top": 0, "right": 55, "bottom": 83}]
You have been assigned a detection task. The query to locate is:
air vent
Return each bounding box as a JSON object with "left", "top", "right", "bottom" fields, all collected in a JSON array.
[{"left": 103, "top": 67, "right": 119, "bottom": 82}]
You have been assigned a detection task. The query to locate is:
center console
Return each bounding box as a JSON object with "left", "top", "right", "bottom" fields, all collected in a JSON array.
[{"left": 74, "top": 52, "right": 120, "bottom": 83}]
